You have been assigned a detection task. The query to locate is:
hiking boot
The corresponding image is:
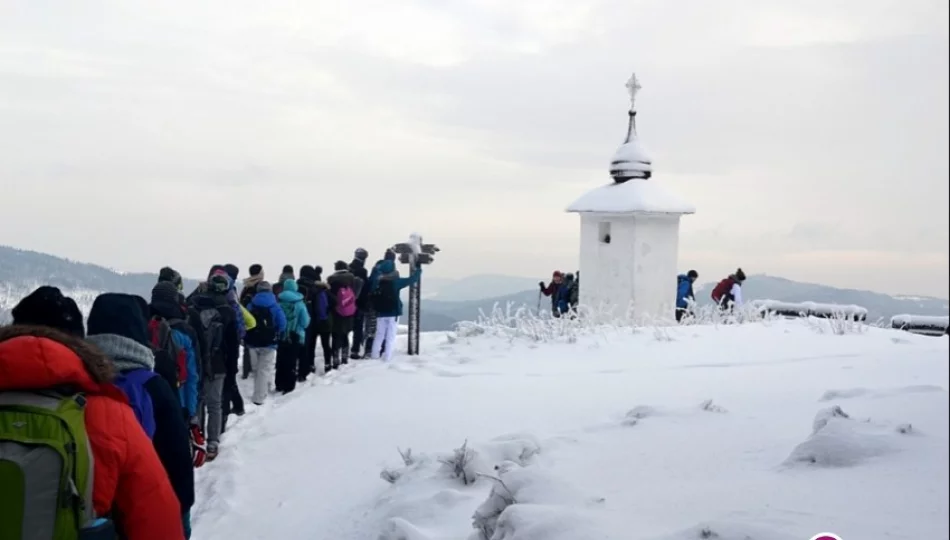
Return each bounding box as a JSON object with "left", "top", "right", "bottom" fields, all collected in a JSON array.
[
  {"left": 350, "top": 351, "right": 362, "bottom": 360},
  {"left": 207, "top": 443, "right": 219, "bottom": 462}
]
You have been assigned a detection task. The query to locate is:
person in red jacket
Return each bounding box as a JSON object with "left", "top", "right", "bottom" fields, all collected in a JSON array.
[
  {"left": 4, "top": 286, "right": 185, "bottom": 540},
  {"left": 539, "top": 271, "right": 564, "bottom": 317}
]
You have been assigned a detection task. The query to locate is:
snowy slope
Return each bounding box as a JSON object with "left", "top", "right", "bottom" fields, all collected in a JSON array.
[{"left": 191, "top": 321, "right": 948, "bottom": 540}]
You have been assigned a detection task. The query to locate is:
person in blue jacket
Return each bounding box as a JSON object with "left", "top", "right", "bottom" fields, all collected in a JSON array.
[
  {"left": 275, "top": 279, "right": 311, "bottom": 393},
  {"left": 676, "top": 270, "right": 699, "bottom": 322},
  {"left": 368, "top": 259, "right": 421, "bottom": 362},
  {"left": 556, "top": 273, "right": 578, "bottom": 316},
  {"left": 243, "top": 281, "right": 287, "bottom": 405},
  {"left": 149, "top": 279, "right": 201, "bottom": 421}
]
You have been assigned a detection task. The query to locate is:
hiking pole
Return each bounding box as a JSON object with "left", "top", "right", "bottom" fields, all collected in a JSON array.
[{"left": 536, "top": 290, "right": 542, "bottom": 313}]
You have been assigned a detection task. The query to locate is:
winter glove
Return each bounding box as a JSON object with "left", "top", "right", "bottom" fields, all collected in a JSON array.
[
  {"left": 190, "top": 424, "right": 207, "bottom": 468},
  {"left": 538, "top": 281, "right": 545, "bottom": 290}
]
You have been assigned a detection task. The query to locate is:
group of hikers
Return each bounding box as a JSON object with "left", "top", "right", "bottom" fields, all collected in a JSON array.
[
  {"left": 677, "top": 267, "right": 747, "bottom": 321},
  {"left": 538, "top": 270, "right": 581, "bottom": 316},
  {"left": 0, "top": 248, "right": 420, "bottom": 539},
  {"left": 538, "top": 267, "right": 747, "bottom": 322}
]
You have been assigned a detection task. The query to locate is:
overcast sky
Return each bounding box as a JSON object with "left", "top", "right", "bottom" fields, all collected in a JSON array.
[{"left": 1, "top": 0, "right": 947, "bottom": 297}]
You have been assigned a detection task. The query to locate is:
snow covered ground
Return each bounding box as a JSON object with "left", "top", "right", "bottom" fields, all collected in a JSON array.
[{"left": 191, "top": 319, "right": 949, "bottom": 540}]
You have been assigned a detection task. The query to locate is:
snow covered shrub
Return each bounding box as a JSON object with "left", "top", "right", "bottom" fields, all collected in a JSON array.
[
  {"left": 380, "top": 447, "right": 425, "bottom": 484},
  {"left": 699, "top": 399, "right": 728, "bottom": 413},
  {"left": 785, "top": 406, "right": 904, "bottom": 467},
  {"left": 622, "top": 405, "right": 657, "bottom": 426},
  {"left": 802, "top": 312, "right": 869, "bottom": 336},
  {"left": 468, "top": 465, "right": 608, "bottom": 540},
  {"left": 439, "top": 440, "right": 480, "bottom": 486},
  {"left": 482, "top": 433, "right": 542, "bottom": 467},
  {"left": 470, "top": 472, "right": 517, "bottom": 539}
]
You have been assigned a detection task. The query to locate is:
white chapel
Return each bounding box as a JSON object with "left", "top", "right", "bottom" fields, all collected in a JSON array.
[{"left": 566, "top": 73, "right": 695, "bottom": 321}]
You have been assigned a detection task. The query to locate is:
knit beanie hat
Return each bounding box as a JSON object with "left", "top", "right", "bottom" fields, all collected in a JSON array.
[
  {"left": 384, "top": 249, "right": 396, "bottom": 262},
  {"left": 354, "top": 248, "right": 369, "bottom": 262},
  {"left": 11, "top": 286, "right": 86, "bottom": 338},
  {"left": 86, "top": 293, "right": 150, "bottom": 347},
  {"left": 314, "top": 266, "right": 323, "bottom": 281},
  {"left": 334, "top": 260, "right": 348, "bottom": 271},
  {"left": 151, "top": 280, "right": 183, "bottom": 307},
  {"left": 735, "top": 268, "right": 747, "bottom": 282},
  {"left": 300, "top": 265, "right": 318, "bottom": 281},
  {"left": 282, "top": 265, "right": 294, "bottom": 275},
  {"left": 224, "top": 264, "right": 240, "bottom": 281},
  {"left": 158, "top": 267, "right": 183, "bottom": 290},
  {"left": 257, "top": 281, "right": 273, "bottom": 293},
  {"left": 249, "top": 264, "right": 263, "bottom": 277}
]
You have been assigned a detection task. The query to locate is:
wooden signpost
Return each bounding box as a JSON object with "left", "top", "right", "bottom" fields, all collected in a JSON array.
[{"left": 390, "top": 237, "right": 440, "bottom": 355}]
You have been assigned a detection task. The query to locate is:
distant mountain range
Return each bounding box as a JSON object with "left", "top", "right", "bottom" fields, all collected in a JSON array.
[{"left": 1, "top": 245, "right": 946, "bottom": 331}]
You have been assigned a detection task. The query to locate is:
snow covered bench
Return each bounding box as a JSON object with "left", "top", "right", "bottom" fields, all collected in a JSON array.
[
  {"left": 753, "top": 300, "right": 868, "bottom": 321},
  {"left": 891, "top": 314, "right": 949, "bottom": 337}
]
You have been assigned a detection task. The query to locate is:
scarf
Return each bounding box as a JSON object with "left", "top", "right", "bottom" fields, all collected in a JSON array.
[{"left": 86, "top": 334, "right": 156, "bottom": 373}]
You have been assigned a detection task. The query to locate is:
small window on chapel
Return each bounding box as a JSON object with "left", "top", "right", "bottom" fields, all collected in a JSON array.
[{"left": 599, "top": 222, "right": 611, "bottom": 244}]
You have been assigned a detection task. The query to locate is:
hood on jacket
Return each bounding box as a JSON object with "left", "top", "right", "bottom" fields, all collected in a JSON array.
[
  {"left": 243, "top": 273, "right": 265, "bottom": 290},
  {"left": 249, "top": 291, "right": 279, "bottom": 308},
  {"left": 87, "top": 293, "right": 151, "bottom": 347},
  {"left": 378, "top": 260, "right": 396, "bottom": 275},
  {"left": 279, "top": 280, "right": 304, "bottom": 303},
  {"left": 0, "top": 324, "right": 117, "bottom": 391},
  {"left": 190, "top": 291, "right": 229, "bottom": 312},
  {"left": 86, "top": 333, "right": 156, "bottom": 373},
  {"left": 300, "top": 265, "right": 318, "bottom": 281}
]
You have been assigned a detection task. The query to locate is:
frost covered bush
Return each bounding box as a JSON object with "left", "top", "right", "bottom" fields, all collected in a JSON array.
[
  {"left": 468, "top": 464, "right": 609, "bottom": 540},
  {"left": 380, "top": 447, "right": 427, "bottom": 485},
  {"left": 439, "top": 440, "right": 480, "bottom": 486},
  {"left": 452, "top": 301, "right": 771, "bottom": 345},
  {"left": 784, "top": 406, "right": 910, "bottom": 467},
  {"left": 802, "top": 312, "right": 870, "bottom": 335}
]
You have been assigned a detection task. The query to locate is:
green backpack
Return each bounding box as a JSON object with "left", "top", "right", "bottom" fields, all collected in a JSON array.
[{"left": 0, "top": 391, "right": 104, "bottom": 540}]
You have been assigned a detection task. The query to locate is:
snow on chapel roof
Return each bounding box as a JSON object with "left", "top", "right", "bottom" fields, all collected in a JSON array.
[{"left": 567, "top": 72, "right": 695, "bottom": 215}]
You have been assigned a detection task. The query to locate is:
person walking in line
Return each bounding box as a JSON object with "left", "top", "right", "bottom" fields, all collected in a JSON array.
[
  {"left": 369, "top": 259, "right": 422, "bottom": 363},
  {"left": 349, "top": 248, "right": 370, "bottom": 359},
  {"left": 186, "top": 273, "right": 238, "bottom": 461},
  {"left": 676, "top": 270, "right": 699, "bottom": 322},
  {"left": 539, "top": 271, "right": 564, "bottom": 317},
  {"left": 243, "top": 281, "right": 286, "bottom": 405},
  {"left": 710, "top": 268, "right": 747, "bottom": 312},
  {"left": 240, "top": 264, "right": 265, "bottom": 379},
  {"left": 327, "top": 261, "right": 358, "bottom": 370},
  {"left": 275, "top": 279, "right": 311, "bottom": 393}
]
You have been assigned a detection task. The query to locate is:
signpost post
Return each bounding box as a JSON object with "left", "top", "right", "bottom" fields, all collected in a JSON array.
[{"left": 390, "top": 236, "right": 439, "bottom": 355}]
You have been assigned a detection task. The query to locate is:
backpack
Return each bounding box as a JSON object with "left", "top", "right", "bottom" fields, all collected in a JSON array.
[
  {"left": 710, "top": 278, "right": 735, "bottom": 304},
  {"left": 370, "top": 281, "right": 398, "bottom": 314},
  {"left": 148, "top": 317, "right": 186, "bottom": 392},
  {"left": 280, "top": 301, "right": 299, "bottom": 337},
  {"left": 195, "top": 306, "right": 225, "bottom": 375},
  {"left": 314, "top": 289, "right": 329, "bottom": 321},
  {"left": 335, "top": 286, "right": 357, "bottom": 317},
  {"left": 245, "top": 304, "right": 277, "bottom": 347},
  {"left": 0, "top": 390, "right": 107, "bottom": 537},
  {"left": 113, "top": 369, "right": 158, "bottom": 439}
]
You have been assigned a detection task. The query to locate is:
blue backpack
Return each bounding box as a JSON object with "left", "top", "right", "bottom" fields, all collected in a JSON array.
[
  {"left": 314, "top": 289, "right": 329, "bottom": 321},
  {"left": 113, "top": 369, "right": 157, "bottom": 439}
]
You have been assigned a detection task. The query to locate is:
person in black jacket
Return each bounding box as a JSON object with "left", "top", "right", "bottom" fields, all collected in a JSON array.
[
  {"left": 85, "top": 293, "right": 195, "bottom": 526},
  {"left": 349, "top": 248, "right": 370, "bottom": 359},
  {"left": 187, "top": 272, "right": 239, "bottom": 460},
  {"left": 327, "top": 260, "right": 357, "bottom": 369}
]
